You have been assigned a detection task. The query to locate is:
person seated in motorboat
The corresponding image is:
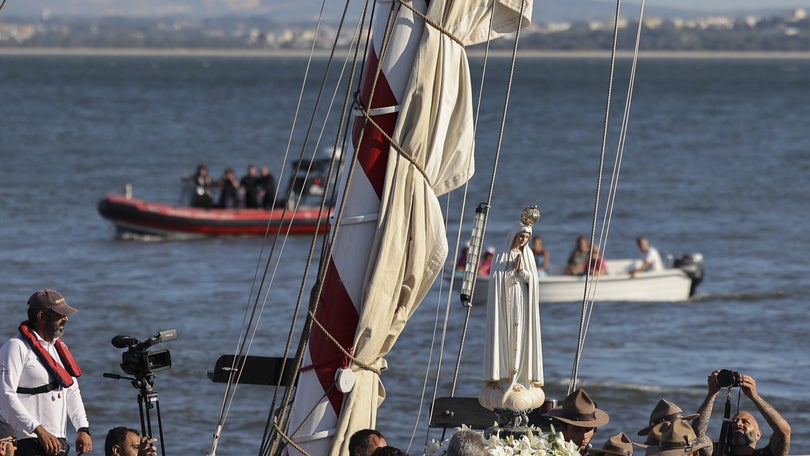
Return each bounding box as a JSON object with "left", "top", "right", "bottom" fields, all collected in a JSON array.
[
  {"left": 455, "top": 241, "right": 470, "bottom": 272},
  {"left": 182, "top": 163, "right": 214, "bottom": 208},
  {"left": 477, "top": 246, "right": 495, "bottom": 277},
  {"left": 564, "top": 235, "right": 590, "bottom": 275},
  {"left": 531, "top": 235, "right": 549, "bottom": 277},
  {"left": 584, "top": 244, "right": 607, "bottom": 276},
  {"left": 629, "top": 236, "right": 664, "bottom": 277}
]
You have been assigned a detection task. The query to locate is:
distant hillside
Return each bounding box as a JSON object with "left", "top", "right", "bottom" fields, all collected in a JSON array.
[
  {"left": 2, "top": 0, "right": 798, "bottom": 22},
  {"left": 2, "top": 13, "right": 809, "bottom": 52}
]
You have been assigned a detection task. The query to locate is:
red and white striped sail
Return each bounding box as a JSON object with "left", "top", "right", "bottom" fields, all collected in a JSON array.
[{"left": 284, "top": 0, "right": 532, "bottom": 454}]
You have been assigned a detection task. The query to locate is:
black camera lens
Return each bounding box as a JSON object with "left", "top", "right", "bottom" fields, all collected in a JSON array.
[{"left": 717, "top": 369, "right": 740, "bottom": 388}]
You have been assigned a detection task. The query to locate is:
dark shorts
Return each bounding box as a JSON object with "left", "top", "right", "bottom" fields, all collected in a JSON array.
[{"left": 15, "top": 438, "right": 69, "bottom": 456}]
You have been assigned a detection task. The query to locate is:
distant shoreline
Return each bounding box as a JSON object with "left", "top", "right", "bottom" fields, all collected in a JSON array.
[{"left": 3, "top": 47, "right": 810, "bottom": 59}]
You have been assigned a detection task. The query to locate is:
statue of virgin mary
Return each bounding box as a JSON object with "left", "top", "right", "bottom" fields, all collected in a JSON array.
[{"left": 479, "top": 206, "right": 544, "bottom": 413}]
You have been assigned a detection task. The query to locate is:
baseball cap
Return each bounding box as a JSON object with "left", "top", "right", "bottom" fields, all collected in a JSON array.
[{"left": 27, "top": 289, "right": 78, "bottom": 316}]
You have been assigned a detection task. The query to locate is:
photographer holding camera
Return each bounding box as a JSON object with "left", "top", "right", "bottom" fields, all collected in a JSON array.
[{"left": 693, "top": 370, "right": 790, "bottom": 456}]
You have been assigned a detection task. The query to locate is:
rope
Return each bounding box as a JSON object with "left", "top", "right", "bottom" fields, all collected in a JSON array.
[
  {"left": 569, "top": 0, "right": 647, "bottom": 393},
  {"left": 395, "top": 0, "right": 465, "bottom": 47},
  {"left": 569, "top": 0, "right": 624, "bottom": 394},
  {"left": 262, "top": 5, "right": 372, "bottom": 455},
  {"left": 208, "top": 0, "right": 371, "bottom": 454}
]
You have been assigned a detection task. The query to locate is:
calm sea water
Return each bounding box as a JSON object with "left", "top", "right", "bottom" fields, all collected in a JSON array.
[{"left": 1, "top": 54, "right": 809, "bottom": 455}]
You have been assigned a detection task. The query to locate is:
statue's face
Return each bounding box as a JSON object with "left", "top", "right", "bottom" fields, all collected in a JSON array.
[{"left": 513, "top": 232, "right": 530, "bottom": 249}]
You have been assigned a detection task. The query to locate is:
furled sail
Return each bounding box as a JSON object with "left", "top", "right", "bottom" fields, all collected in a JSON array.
[{"left": 283, "top": 0, "right": 532, "bottom": 454}]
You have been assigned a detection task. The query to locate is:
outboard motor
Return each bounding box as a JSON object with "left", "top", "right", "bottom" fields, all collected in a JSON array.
[{"left": 673, "top": 253, "right": 704, "bottom": 296}]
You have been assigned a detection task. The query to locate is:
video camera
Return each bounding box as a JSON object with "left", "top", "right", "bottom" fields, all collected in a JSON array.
[{"left": 111, "top": 329, "right": 177, "bottom": 378}]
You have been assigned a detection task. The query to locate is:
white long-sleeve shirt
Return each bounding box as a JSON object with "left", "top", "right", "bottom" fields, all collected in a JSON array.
[{"left": 0, "top": 331, "right": 90, "bottom": 439}]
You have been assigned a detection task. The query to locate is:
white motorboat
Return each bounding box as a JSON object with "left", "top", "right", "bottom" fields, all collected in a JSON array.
[{"left": 463, "top": 255, "right": 704, "bottom": 304}]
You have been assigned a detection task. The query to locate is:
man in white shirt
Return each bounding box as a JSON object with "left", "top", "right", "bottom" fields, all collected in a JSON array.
[
  {"left": 0, "top": 289, "right": 92, "bottom": 456},
  {"left": 630, "top": 237, "right": 664, "bottom": 277}
]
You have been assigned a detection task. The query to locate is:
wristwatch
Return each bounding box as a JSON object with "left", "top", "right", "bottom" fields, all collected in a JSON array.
[{"left": 78, "top": 427, "right": 91, "bottom": 436}]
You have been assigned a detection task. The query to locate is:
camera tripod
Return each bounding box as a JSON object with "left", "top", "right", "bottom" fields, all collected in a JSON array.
[{"left": 103, "top": 372, "right": 167, "bottom": 456}]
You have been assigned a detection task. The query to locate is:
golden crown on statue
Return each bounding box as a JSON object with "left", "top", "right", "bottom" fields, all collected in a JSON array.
[{"left": 520, "top": 205, "right": 541, "bottom": 226}]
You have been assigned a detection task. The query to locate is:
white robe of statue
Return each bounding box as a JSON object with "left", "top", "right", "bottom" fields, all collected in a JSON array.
[{"left": 479, "top": 221, "right": 544, "bottom": 412}]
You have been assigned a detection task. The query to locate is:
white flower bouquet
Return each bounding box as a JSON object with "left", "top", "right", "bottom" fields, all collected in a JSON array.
[{"left": 425, "top": 426, "right": 581, "bottom": 456}]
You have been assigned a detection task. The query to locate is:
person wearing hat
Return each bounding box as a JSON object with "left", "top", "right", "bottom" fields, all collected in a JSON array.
[
  {"left": 546, "top": 389, "right": 610, "bottom": 454},
  {"left": 590, "top": 433, "right": 639, "bottom": 456},
  {"left": 645, "top": 419, "right": 712, "bottom": 456},
  {"left": 530, "top": 236, "right": 549, "bottom": 277},
  {"left": 0, "top": 417, "right": 17, "bottom": 456},
  {"left": 693, "top": 370, "right": 790, "bottom": 456},
  {"left": 0, "top": 289, "right": 92, "bottom": 456},
  {"left": 638, "top": 400, "right": 711, "bottom": 456},
  {"left": 477, "top": 247, "right": 496, "bottom": 276},
  {"left": 639, "top": 400, "right": 699, "bottom": 437}
]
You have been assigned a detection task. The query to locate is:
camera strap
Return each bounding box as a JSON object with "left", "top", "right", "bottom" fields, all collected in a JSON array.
[{"left": 717, "top": 388, "right": 737, "bottom": 456}]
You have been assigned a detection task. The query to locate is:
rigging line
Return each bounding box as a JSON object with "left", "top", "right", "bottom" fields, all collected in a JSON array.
[
  {"left": 570, "top": 0, "right": 624, "bottom": 394},
  {"left": 416, "top": 0, "right": 528, "bottom": 449},
  {"left": 412, "top": 194, "right": 458, "bottom": 452},
  {"left": 430, "top": 0, "right": 505, "bottom": 418},
  {"left": 583, "top": 0, "right": 649, "bottom": 375},
  {"left": 409, "top": 196, "right": 457, "bottom": 452},
  {"left": 214, "top": 2, "right": 339, "bottom": 430},
  {"left": 593, "top": 0, "right": 648, "bottom": 306},
  {"left": 484, "top": 0, "right": 527, "bottom": 206},
  {"left": 254, "top": 73, "right": 348, "bottom": 454},
  {"left": 274, "top": 0, "right": 399, "bottom": 382},
  {"left": 214, "top": 0, "right": 337, "bottom": 430},
  {"left": 213, "top": 49, "right": 328, "bottom": 456},
  {"left": 266, "top": 1, "right": 386, "bottom": 450},
  {"left": 585, "top": 1, "right": 648, "bottom": 344},
  {"left": 227, "top": 5, "right": 364, "bottom": 456},
  {"left": 416, "top": 0, "right": 525, "bottom": 444},
  {"left": 263, "top": 8, "right": 372, "bottom": 456},
  {"left": 275, "top": 383, "right": 338, "bottom": 456},
  {"left": 446, "top": 0, "right": 499, "bottom": 394}
]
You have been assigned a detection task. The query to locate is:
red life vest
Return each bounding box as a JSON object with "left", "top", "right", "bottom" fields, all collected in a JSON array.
[{"left": 18, "top": 321, "right": 82, "bottom": 388}]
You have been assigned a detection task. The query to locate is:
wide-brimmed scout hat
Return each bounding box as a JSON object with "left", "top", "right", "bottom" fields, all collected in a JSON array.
[
  {"left": 589, "top": 433, "right": 643, "bottom": 456},
  {"left": 27, "top": 289, "right": 78, "bottom": 316},
  {"left": 644, "top": 420, "right": 711, "bottom": 456},
  {"left": 545, "top": 389, "right": 610, "bottom": 427},
  {"left": 638, "top": 400, "right": 699, "bottom": 436}
]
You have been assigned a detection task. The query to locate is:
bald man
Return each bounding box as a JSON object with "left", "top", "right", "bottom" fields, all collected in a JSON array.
[{"left": 694, "top": 370, "right": 791, "bottom": 456}]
